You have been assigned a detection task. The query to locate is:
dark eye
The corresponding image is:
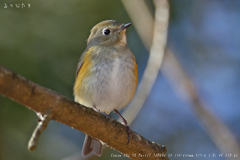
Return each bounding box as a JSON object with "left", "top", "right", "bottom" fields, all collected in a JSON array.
[{"left": 103, "top": 29, "right": 111, "bottom": 35}]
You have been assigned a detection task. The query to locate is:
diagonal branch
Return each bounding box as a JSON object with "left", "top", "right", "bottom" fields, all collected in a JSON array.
[{"left": 0, "top": 65, "right": 169, "bottom": 160}]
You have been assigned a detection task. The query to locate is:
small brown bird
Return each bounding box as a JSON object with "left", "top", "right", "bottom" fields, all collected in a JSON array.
[{"left": 74, "top": 20, "right": 138, "bottom": 156}]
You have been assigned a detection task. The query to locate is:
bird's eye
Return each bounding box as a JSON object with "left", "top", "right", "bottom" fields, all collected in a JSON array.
[{"left": 103, "top": 29, "right": 111, "bottom": 35}]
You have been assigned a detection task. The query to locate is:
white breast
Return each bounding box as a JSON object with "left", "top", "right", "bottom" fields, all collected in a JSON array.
[
  {"left": 91, "top": 56, "right": 135, "bottom": 114},
  {"left": 110, "top": 57, "right": 121, "bottom": 90}
]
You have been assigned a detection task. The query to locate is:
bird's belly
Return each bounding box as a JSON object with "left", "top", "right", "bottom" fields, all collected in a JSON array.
[{"left": 89, "top": 58, "right": 135, "bottom": 113}]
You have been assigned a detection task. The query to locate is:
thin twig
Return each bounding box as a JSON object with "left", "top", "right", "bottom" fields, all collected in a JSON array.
[
  {"left": 121, "top": 0, "right": 169, "bottom": 125},
  {"left": 121, "top": 0, "right": 154, "bottom": 50},
  {"left": 122, "top": 0, "right": 169, "bottom": 124},
  {"left": 28, "top": 113, "right": 52, "bottom": 151}
]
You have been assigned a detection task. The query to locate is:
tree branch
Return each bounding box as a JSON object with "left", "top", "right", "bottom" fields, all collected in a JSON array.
[{"left": 0, "top": 65, "right": 169, "bottom": 160}]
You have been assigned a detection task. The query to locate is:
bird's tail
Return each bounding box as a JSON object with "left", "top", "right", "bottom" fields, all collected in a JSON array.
[{"left": 82, "top": 135, "right": 103, "bottom": 157}]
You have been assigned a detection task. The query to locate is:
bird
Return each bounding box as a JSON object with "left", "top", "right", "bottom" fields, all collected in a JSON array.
[{"left": 73, "top": 20, "right": 138, "bottom": 157}]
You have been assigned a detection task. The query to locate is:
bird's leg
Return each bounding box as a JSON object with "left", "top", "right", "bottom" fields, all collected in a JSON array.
[
  {"left": 113, "top": 109, "right": 132, "bottom": 144},
  {"left": 93, "top": 106, "right": 111, "bottom": 119}
]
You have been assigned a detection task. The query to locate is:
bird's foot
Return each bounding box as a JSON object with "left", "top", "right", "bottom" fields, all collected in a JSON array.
[
  {"left": 93, "top": 106, "right": 111, "bottom": 119},
  {"left": 113, "top": 109, "right": 133, "bottom": 145}
]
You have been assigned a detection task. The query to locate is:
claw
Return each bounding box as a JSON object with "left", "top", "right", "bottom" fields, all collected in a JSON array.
[
  {"left": 93, "top": 106, "right": 111, "bottom": 119},
  {"left": 113, "top": 109, "right": 133, "bottom": 144},
  {"left": 125, "top": 125, "right": 133, "bottom": 145},
  {"left": 93, "top": 107, "right": 133, "bottom": 144},
  {"left": 102, "top": 112, "right": 111, "bottom": 119}
]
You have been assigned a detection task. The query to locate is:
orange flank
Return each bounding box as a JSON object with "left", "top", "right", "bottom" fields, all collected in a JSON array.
[
  {"left": 74, "top": 48, "right": 94, "bottom": 97},
  {"left": 132, "top": 57, "right": 138, "bottom": 96}
]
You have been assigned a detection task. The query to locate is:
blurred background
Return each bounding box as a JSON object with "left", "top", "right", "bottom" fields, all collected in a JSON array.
[{"left": 0, "top": 0, "right": 240, "bottom": 160}]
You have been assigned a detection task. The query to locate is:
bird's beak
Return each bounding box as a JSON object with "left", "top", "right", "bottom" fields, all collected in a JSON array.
[{"left": 120, "top": 23, "right": 132, "bottom": 32}]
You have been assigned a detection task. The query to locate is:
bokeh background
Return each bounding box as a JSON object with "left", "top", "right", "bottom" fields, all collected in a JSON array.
[{"left": 1, "top": 0, "right": 240, "bottom": 160}]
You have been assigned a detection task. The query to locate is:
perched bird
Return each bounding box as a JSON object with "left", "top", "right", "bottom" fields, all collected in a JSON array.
[{"left": 73, "top": 20, "right": 138, "bottom": 156}]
